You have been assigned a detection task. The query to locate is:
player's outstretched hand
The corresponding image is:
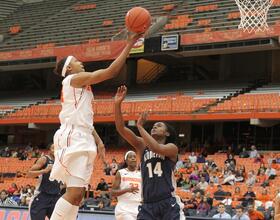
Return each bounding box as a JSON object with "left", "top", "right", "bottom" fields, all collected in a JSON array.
[
  {"left": 115, "top": 85, "right": 127, "bottom": 104},
  {"left": 137, "top": 111, "right": 148, "bottom": 128},
  {"left": 127, "top": 32, "right": 143, "bottom": 46}
]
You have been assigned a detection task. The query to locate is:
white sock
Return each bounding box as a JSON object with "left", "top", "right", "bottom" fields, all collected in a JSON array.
[{"left": 50, "top": 197, "right": 74, "bottom": 220}]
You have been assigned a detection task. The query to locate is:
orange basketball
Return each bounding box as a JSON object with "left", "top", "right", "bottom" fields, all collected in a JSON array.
[{"left": 125, "top": 7, "right": 151, "bottom": 33}]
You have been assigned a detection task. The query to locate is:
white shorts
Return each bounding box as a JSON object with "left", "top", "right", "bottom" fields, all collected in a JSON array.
[
  {"left": 50, "top": 124, "right": 97, "bottom": 188},
  {"left": 115, "top": 203, "right": 139, "bottom": 220},
  {"left": 115, "top": 213, "right": 137, "bottom": 220}
]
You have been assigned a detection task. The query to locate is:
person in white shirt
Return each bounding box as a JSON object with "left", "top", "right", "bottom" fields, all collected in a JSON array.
[
  {"left": 189, "top": 152, "right": 197, "bottom": 164},
  {"left": 265, "top": 164, "right": 276, "bottom": 179},
  {"left": 249, "top": 145, "right": 258, "bottom": 158},
  {"left": 112, "top": 151, "right": 141, "bottom": 220},
  {"left": 232, "top": 205, "right": 250, "bottom": 220},
  {"left": 197, "top": 176, "right": 208, "bottom": 191},
  {"left": 212, "top": 203, "right": 231, "bottom": 219},
  {"left": 49, "top": 33, "right": 142, "bottom": 220}
]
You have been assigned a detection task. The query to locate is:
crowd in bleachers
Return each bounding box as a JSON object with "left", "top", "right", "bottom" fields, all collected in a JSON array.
[
  {"left": 0, "top": 145, "right": 279, "bottom": 219},
  {"left": 174, "top": 146, "right": 280, "bottom": 219}
]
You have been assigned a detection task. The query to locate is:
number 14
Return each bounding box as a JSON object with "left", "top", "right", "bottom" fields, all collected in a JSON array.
[{"left": 146, "top": 162, "right": 163, "bottom": 178}]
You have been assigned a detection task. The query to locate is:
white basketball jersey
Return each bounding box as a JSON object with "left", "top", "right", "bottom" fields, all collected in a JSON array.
[
  {"left": 115, "top": 168, "right": 141, "bottom": 217},
  {"left": 59, "top": 74, "right": 94, "bottom": 129}
]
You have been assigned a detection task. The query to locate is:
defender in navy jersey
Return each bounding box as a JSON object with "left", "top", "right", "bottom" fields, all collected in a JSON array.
[
  {"left": 27, "top": 144, "right": 62, "bottom": 220},
  {"left": 115, "top": 86, "right": 185, "bottom": 220}
]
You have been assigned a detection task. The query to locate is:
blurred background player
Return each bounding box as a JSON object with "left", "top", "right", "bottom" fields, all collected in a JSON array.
[
  {"left": 27, "top": 144, "right": 61, "bottom": 220},
  {"left": 49, "top": 33, "right": 141, "bottom": 220},
  {"left": 112, "top": 150, "right": 141, "bottom": 220},
  {"left": 115, "top": 86, "right": 184, "bottom": 220}
]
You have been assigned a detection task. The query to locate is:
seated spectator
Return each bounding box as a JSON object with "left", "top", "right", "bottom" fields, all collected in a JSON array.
[
  {"left": 96, "top": 193, "right": 111, "bottom": 210},
  {"left": 177, "top": 173, "right": 184, "bottom": 187},
  {"left": 226, "top": 146, "right": 234, "bottom": 157},
  {"left": 195, "top": 191, "right": 203, "bottom": 203},
  {"left": 192, "top": 185, "right": 204, "bottom": 196},
  {"left": 196, "top": 153, "right": 206, "bottom": 163},
  {"left": 103, "top": 162, "right": 111, "bottom": 176},
  {"left": 11, "top": 190, "right": 21, "bottom": 205},
  {"left": 197, "top": 176, "right": 208, "bottom": 191},
  {"left": 209, "top": 172, "right": 219, "bottom": 185},
  {"left": 232, "top": 186, "right": 242, "bottom": 201},
  {"left": 235, "top": 168, "right": 245, "bottom": 182},
  {"left": 250, "top": 145, "right": 258, "bottom": 158},
  {"left": 96, "top": 178, "right": 109, "bottom": 191},
  {"left": 232, "top": 205, "right": 250, "bottom": 220},
  {"left": 256, "top": 187, "right": 272, "bottom": 205},
  {"left": 189, "top": 170, "right": 200, "bottom": 185},
  {"left": 239, "top": 147, "right": 249, "bottom": 158},
  {"left": 110, "top": 159, "right": 119, "bottom": 175},
  {"left": 257, "top": 163, "right": 267, "bottom": 175},
  {"left": 0, "top": 190, "right": 17, "bottom": 206},
  {"left": 205, "top": 159, "right": 217, "bottom": 171},
  {"left": 11, "top": 150, "right": 18, "bottom": 158},
  {"left": 189, "top": 152, "right": 197, "bottom": 164},
  {"left": 222, "top": 170, "right": 236, "bottom": 185},
  {"left": 181, "top": 176, "right": 192, "bottom": 191},
  {"left": 1, "top": 147, "right": 11, "bottom": 157},
  {"left": 184, "top": 159, "right": 193, "bottom": 174},
  {"left": 265, "top": 164, "right": 276, "bottom": 180},
  {"left": 234, "top": 144, "right": 243, "bottom": 155},
  {"left": 212, "top": 202, "right": 231, "bottom": 219},
  {"left": 232, "top": 186, "right": 242, "bottom": 208},
  {"left": 184, "top": 192, "right": 198, "bottom": 214},
  {"left": 242, "top": 186, "right": 256, "bottom": 207},
  {"left": 246, "top": 170, "right": 257, "bottom": 186},
  {"left": 225, "top": 153, "right": 236, "bottom": 167},
  {"left": 176, "top": 155, "right": 185, "bottom": 170},
  {"left": 257, "top": 169, "right": 269, "bottom": 187},
  {"left": 7, "top": 183, "right": 18, "bottom": 195},
  {"left": 247, "top": 203, "right": 265, "bottom": 220},
  {"left": 196, "top": 196, "right": 211, "bottom": 216},
  {"left": 19, "top": 150, "right": 28, "bottom": 160},
  {"left": 214, "top": 185, "right": 227, "bottom": 201},
  {"left": 31, "top": 148, "right": 41, "bottom": 158},
  {"left": 206, "top": 181, "right": 217, "bottom": 196}
]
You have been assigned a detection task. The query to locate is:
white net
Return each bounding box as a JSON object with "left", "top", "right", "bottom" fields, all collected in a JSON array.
[{"left": 235, "top": 0, "right": 274, "bottom": 33}]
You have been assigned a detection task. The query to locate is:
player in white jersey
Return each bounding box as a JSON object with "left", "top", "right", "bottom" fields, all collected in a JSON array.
[
  {"left": 112, "top": 151, "right": 141, "bottom": 220},
  {"left": 49, "top": 33, "right": 142, "bottom": 220}
]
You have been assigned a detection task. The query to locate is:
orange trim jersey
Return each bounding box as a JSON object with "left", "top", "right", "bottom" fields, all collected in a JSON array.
[{"left": 59, "top": 74, "right": 93, "bottom": 129}]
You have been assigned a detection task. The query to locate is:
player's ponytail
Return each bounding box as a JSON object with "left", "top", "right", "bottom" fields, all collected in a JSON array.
[{"left": 163, "top": 122, "right": 177, "bottom": 145}]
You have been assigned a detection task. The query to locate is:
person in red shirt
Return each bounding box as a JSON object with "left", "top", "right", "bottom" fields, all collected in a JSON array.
[{"left": 247, "top": 203, "right": 265, "bottom": 220}]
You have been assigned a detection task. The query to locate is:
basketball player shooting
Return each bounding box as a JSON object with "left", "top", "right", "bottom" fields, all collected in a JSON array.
[
  {"left": 49, "top": 33, "right": 142, "bottom": 220},
  {"left": 114, "top": 86, "right": 185, "bottom": 220}
]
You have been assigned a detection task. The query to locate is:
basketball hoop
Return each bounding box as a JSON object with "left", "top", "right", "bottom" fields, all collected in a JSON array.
[{"left": 235, "top": 0, "right": 274, "bottom": 33}]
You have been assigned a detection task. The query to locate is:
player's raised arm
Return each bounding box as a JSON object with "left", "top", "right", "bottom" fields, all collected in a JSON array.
[
  {"left": 136, "top": 112, "right": 178, "bottom": 161},
  {"left": 70, "top": 33, "right": 142, "bottom": 88},
  {"left": 114, "top": 86, "right": 145, "bottom": 154}
]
